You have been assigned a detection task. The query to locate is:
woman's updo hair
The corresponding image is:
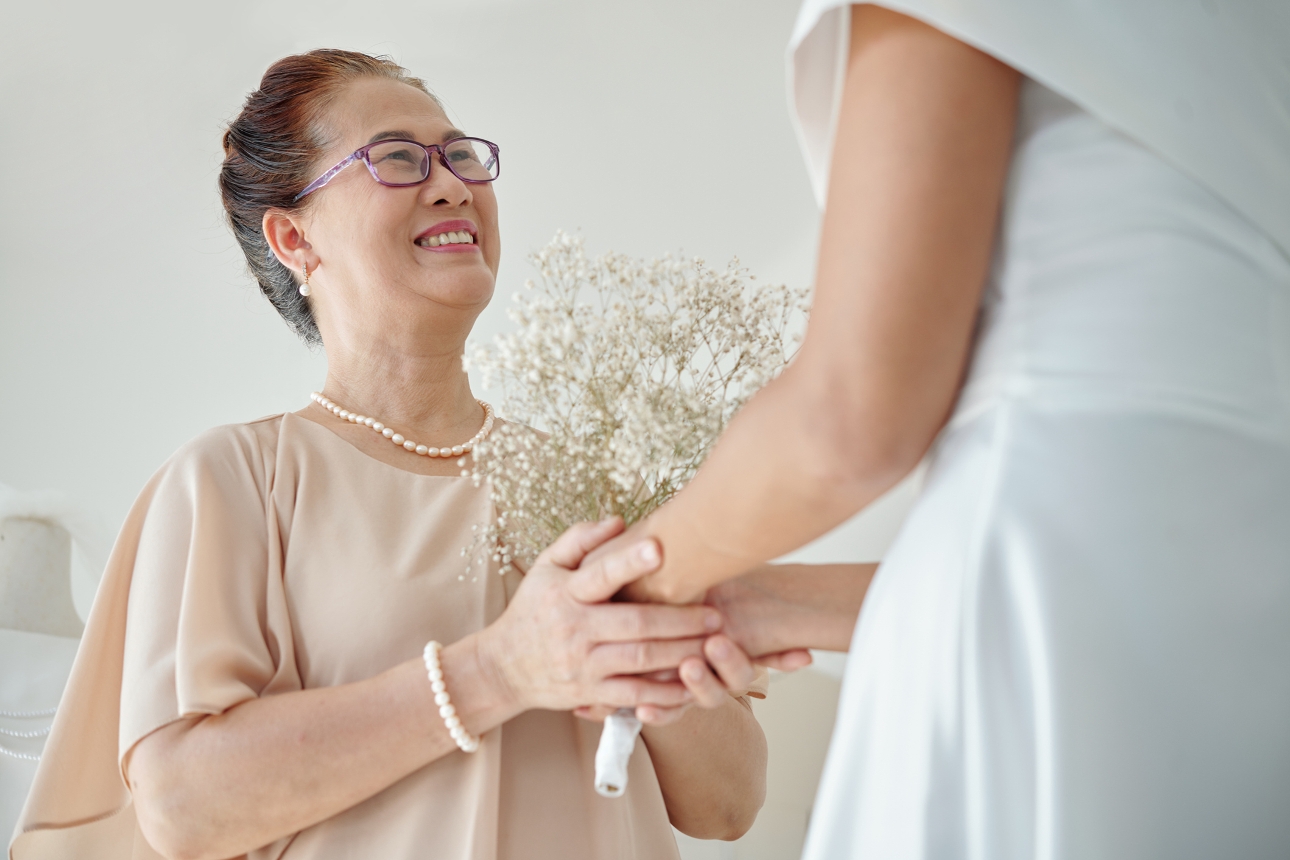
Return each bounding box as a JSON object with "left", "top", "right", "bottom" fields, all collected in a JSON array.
[{"left": 220, "top": 49, "right": 436, "bottom": 344}]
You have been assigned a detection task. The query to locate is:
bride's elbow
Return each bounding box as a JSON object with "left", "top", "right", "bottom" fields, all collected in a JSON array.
[
  {"left": 781, "top": 361, "right": 931, "bottom": 500},
  {"left": 799, "top": 410, "right": 925, "bottom": 504}
]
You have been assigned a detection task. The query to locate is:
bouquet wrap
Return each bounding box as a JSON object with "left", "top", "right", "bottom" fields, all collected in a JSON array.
[{"left": 593, "top": 708, "right": 644, "bottom": 797}]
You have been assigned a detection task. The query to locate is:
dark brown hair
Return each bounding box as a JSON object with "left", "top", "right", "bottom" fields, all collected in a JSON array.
[{"left": 219, "top": 49, "right": 436, "bottom": 345}]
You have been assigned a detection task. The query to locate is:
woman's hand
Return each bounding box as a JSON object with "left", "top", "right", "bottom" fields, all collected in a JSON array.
[{"left": 475, "top": 517, "right": 724, "bottom": 717}]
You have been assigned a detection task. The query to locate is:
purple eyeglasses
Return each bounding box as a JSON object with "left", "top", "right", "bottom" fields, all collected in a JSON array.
[{"left": 294, "top": 137, "right": 500, "bottom": 202}]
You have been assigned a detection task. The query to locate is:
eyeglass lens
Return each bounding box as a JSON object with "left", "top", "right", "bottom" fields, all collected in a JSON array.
[{"left": 366, "top": 139, "right": 498, "bottom": 185}]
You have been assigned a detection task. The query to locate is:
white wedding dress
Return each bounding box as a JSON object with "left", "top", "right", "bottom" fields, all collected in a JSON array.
[{"left": 789, "top": 3, "right": 1290, "bottom": 858}]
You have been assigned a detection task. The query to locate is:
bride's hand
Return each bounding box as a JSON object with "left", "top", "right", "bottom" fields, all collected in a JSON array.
[
  {"left": 475, "top": 517, "right": 724, "bottom": 716},
  {"left": 573, "top": 631, "right": 810, "bottom": 726}
]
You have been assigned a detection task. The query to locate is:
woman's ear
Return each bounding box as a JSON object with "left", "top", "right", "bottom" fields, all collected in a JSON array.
[{"left": 262, "top": 208, "right": 315, "bottom": 276}]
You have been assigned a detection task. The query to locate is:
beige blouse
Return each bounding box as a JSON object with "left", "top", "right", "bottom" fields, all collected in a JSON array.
[{"left": 11, "top": 413, "right": 765, "bottom": 859}]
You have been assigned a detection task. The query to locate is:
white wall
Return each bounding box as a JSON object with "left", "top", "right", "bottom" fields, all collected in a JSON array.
[{"left": 0, "top": 1, "right": 917, "bottom": 855}]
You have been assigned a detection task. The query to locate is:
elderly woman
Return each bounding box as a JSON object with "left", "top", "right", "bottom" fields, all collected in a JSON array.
[{"left": 12, "top": 50, "right": 766, "bottom": 860}]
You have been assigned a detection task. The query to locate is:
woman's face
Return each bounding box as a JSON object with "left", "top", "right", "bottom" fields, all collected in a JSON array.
[{"left": 299, "top": 77, "right": 500, "bottom": 339}]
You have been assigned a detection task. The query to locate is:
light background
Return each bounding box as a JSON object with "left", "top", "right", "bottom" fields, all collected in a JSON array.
[{"left": 0, "top": 1, "right": 919, "bottom": 856}]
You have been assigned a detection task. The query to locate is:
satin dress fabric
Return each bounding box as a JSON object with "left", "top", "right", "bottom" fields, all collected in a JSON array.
[
  {"left": 789, "top": 4, "right": 1290, "bottom": 858},
  {"left": 12, "top": 413, "right": 762, "bottom": 860}
]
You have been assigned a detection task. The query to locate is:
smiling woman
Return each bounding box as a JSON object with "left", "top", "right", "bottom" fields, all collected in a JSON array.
[{"left": 10, "top": 50, "right": 767, "bottom": 860}]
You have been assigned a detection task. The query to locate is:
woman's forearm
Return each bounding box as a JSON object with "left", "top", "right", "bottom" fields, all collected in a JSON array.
[
  {"left": 630, "top": 369, "right": 908, "bottom": 603},
  {"left": 643, "top": 695, "right": 767, "bottom": 840},
  {"left": 709, "top": 563, "right": 876, "bottom": 656},
  {"left": 127, "top": 634, "right": 515, "bottom": 860}
]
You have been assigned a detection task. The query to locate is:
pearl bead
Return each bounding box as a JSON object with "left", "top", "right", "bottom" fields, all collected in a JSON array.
[
  {"left": 439, "top": 704, "right": 456, "bottom": 719},
  {"left": 431, "top": 679, "right": 446, "bottom": 694},
  {"left": 434, "top": 692, "right": 451, "bottom": 706},
  {"left": 309, "top": 393, "right": 494, "bottom": 471},
  {"left": 428, "top": 668, "right": 443, "bottom": 682},
  {"left": 446, "top": 715, "right": 462, "bottom": 730}
]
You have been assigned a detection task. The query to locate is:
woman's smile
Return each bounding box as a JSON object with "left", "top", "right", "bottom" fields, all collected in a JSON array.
[{"left": 415, "top": 218, "right": 479, "bottom": 253}]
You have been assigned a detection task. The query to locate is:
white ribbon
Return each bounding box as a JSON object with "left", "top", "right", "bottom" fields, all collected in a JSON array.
[{"left": 593, "top": 708, "right": 642, "bottom": 797}]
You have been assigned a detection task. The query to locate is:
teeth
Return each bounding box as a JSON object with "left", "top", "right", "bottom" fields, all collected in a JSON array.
[{"left": 420, "top": 231, "right": 475, "bottom": 247}]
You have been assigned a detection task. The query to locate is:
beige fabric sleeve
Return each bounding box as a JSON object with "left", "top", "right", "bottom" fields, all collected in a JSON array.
[
  {"left": 11, "top": 419, "right": 296, "bottom": 860},
  {"left": 119, "top": 423, "right": 299, "bottom": 761}
]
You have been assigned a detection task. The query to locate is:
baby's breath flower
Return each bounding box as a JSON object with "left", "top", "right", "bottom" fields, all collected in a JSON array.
[{"left": 462, "top": 232, "right": 808, "bottom": 576}]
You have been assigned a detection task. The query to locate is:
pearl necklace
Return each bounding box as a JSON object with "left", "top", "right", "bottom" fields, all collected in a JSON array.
[{"left": 311, "top": 392, "right": 495, "bottom": 459}]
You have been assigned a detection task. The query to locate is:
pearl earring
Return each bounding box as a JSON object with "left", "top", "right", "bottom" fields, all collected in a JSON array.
[{"left": 299, "top": 262, "right": 312, "bottom": 297}]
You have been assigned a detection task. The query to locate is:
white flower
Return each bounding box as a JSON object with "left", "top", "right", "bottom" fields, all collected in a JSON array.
[{"left": 462, "top": 232, "right": 808, "bottom": 576}]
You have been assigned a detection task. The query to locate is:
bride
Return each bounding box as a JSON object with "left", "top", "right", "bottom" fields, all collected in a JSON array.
[{"left": 608, "top": 2, "right": 1290, "bottom": 858}]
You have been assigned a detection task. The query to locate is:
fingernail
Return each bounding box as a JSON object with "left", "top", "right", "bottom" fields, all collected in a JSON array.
[
  {"left": 704, "top": 610, "right": 723, "bottom": 632},
  {"left": 711, "top": 639, "right": 732, "bottom": 659},
  {"left": 683, "top": 662, "right": 704, "bottom": 682},
  {"left": 637, "top": 542, "right": 659, "bottom": 564}
]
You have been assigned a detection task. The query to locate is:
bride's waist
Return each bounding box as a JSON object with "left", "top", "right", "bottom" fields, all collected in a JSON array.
[{"left": 953, "top": 270, "right": 1290, "bottom": 432}]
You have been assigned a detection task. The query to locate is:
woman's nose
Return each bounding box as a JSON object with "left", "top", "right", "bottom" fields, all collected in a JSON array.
[{"left": 419, "top": 156, "right": 474, "bottom": 207}]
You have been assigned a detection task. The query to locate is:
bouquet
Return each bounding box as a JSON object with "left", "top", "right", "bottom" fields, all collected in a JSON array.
[{"left": 464, "top": 232, "right": 806, "bottom": 795}]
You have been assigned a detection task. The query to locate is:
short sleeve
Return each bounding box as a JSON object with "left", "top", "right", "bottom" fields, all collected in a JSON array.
[
  {"left": 119, "top": 423, "right": 300, "bottom": 761},
  {"left": 787, "top": 0, "right": 1290, "bottom": 256},
  {"left": 10, "top": 418, "right": 298, "bottom": 860}
]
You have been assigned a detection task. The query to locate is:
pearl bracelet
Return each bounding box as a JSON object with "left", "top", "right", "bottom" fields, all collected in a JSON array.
[{"left": 423, "top": 641, "right": 480, "bottom": 753}]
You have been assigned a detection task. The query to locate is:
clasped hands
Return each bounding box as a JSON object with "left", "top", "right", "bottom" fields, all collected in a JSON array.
[{"left": 474, "top": 517, "right": 809, "bottom": 727}]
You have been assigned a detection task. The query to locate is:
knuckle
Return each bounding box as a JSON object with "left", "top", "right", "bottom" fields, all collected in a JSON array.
[
  {"left": 619, "top": 608, "right": 647, "bottom": 639},
  {"left": 628, "top": 643, "right": 652, "bottom": 672}
]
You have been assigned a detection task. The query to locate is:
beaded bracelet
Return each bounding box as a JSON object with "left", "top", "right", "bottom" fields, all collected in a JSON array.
[{"left": 423, "top": 641, "right": 480, "bottom": 753}]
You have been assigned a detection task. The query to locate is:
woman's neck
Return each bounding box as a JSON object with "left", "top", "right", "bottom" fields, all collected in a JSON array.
[{"left": 320, "top": 333, "right": 482, "bottom": 444}]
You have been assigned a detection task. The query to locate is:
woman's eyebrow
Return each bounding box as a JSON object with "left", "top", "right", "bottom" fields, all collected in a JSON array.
[
  {"left": 366, "top": 130, "right": 417, "bottom": 144},
  {"left": 364, "top": 128, "right": 468, "bottom": 145}
]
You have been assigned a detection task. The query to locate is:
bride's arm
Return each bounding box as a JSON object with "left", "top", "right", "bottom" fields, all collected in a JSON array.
[{"left": 624, "top": 5, "right": 1019, "bottom": 602}]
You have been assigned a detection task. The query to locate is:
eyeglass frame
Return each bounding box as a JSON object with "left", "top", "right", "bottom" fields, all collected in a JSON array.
[{"left": 293, "top": 136, "right": 501, "bottom": 203}]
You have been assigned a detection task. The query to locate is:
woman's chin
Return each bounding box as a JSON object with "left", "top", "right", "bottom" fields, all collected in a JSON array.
[{"left": 414, "top": 277, "right": 495, "bottom": 312}]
